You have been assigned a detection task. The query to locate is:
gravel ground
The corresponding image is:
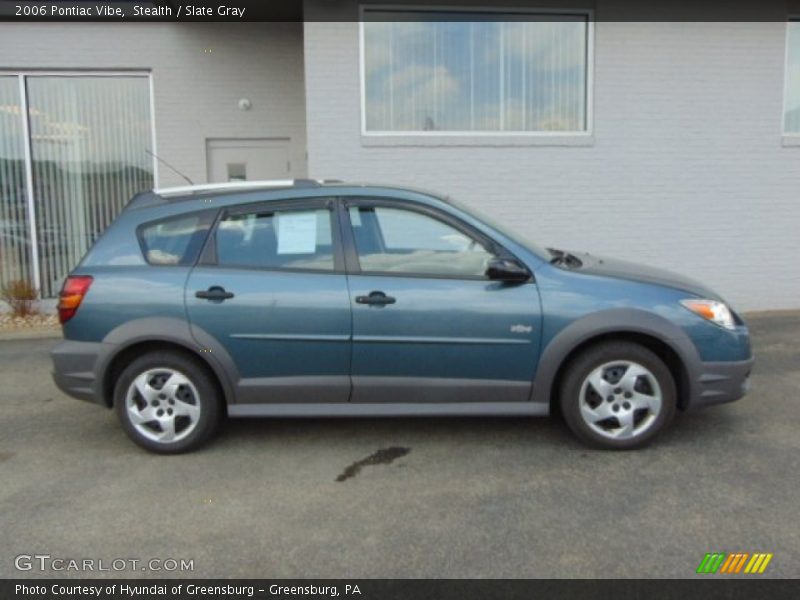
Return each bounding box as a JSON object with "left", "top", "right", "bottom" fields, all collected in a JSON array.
[{"left": 0, "top": 312, "right": 58, "bottom": 333}]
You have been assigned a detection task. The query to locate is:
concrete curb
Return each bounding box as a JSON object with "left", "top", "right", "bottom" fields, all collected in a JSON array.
[
  {"left": 0, "top": 329, "right": 62, "bottom": 342},
  {"left": 742, "top": 310, "right": 800, "bottom": 319}
]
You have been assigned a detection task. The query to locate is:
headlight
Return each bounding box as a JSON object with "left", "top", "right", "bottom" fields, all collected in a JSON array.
[{"left": 680, "top": 299, "right": 736, "bottom": 330}]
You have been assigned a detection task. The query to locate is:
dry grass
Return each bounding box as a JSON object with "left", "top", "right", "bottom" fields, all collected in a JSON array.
[{"left": 0, "top": 279, "right": 39, "bottom": 317}]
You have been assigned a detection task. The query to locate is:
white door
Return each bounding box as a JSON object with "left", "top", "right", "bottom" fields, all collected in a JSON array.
[{"left": 206, "top": 138, "right": 293, "bottom": 183}]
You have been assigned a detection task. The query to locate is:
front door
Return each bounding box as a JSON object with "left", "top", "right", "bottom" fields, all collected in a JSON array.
[
  {"left": 186, "top": 198, "right": 351, "bottom": 404},
  {"left": 342, "top": 199, "right": 542, "bottom": 404}
]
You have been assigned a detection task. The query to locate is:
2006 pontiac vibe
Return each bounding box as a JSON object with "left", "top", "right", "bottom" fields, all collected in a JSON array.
[{"left": 51, "top": 180, "right": 753, "bottom": 453}]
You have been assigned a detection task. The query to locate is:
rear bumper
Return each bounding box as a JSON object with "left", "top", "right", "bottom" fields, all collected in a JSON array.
[
  {"left": 688, "top": 356, "right": 754, "bottom": 409},
  {"left": 50, "top": 340, "right": 107, "bottom": 406}
]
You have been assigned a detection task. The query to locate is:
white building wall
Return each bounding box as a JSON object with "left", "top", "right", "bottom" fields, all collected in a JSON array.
[
  {"left": 0, "top": 22, "right": 308, "bottom": 187},
  {"left": 304, "top": 5, "right": 800, "bottom": 310}
]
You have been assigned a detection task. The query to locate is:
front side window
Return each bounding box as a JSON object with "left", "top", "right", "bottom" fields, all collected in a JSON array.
[
  {"left": 362, "top": 10, "right": 590, "bottom": 133},
  {"left": 786, "top": 19, "right": 800, "bottom": 134},
  {"left": 349, "top": 205, "right": 495, "bottom": 277},
  {"left": 215, "top": 207, "right": 335, "bottom": 271}
]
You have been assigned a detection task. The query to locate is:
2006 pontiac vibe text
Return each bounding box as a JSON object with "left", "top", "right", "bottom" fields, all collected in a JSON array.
[{"left": 50, "top": 180, "right": 753, "bottom": 453}]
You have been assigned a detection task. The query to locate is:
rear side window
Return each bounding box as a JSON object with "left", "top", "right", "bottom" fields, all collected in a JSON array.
[
  {"left": 215, "top": 207, "right": 335, "bottom": 271},
  {"left": 139, "top": 212, "right": 213, "bottom": 266}
]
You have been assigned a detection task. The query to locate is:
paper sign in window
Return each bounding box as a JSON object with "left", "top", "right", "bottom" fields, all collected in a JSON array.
[{"left": 277, "top": 212, "right": 317, "bottom": 254}]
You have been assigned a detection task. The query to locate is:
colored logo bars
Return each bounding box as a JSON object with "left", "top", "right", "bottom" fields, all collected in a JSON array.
[{"left": 697, "top": 552, "right": 773, "bottom": 574}]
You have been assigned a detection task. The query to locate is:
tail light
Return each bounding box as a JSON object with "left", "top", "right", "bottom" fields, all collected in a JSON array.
[{"left": 58, "top": 275, "right": 93, "bottom": 324}]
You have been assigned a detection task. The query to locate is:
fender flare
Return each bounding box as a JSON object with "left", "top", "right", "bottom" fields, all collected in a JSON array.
[
  {"left": 531, "top": 308, "right": 702, "bottom": 406},
  {"left": 96, "top": 317, "right": 239, "bottom": 406}
]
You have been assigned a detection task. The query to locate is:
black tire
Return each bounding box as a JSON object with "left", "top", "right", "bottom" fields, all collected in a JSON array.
[
  {"left": 559, "top": 341, "right": 676, "bottom": 450},
  {"left": 114, "top": 351, "right": 222, "bottom": 454}
]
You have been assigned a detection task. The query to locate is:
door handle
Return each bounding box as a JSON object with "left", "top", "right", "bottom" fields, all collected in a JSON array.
[
  {"left": 355, "top": 291, "right": 396, "bottom": 306},
  {"left": 195, "top": 286, "right": 234, "bottom": 301}
]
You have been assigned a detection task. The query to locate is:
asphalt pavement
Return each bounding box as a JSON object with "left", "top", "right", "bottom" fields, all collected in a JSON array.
[{"left": 1, "top": 312, "right": 798, "bottom": 578}]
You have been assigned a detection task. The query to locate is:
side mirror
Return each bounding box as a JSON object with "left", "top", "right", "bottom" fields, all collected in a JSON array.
[{"left": 486, "top": 258, "right": 530, "bottom": 283}]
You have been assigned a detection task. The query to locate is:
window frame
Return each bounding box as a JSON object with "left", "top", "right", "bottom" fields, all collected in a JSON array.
[
  {"left": 337, "top": 196, "right": 529, "bottom": 281},
  {"left": 199, "top": 197, "right": 346, "bottom": 274},
  {"left": 784, "top": 17, "right": 800, "bottom": 138},
  {"left": 358, "top": 5, "right": 595, "bottom": 138}
]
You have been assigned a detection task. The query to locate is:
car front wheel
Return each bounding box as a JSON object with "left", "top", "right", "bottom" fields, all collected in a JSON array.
[
  {"left": 560, "top": 341, "right": 676, "bottom": 449},
  {"left": 114, "top": 351, "right": 221, "bottom": 454}
]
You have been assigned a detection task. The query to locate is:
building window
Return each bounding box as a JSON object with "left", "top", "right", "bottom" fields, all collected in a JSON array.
[
  {"left": 785, "top": 19, "right": 800, "bottom": 134},
  {"left": 361, "top": 8, "right": 592, "bottom": 135},
  {"left": 0, "top": 73, "right": 154, "bottom": 297}
]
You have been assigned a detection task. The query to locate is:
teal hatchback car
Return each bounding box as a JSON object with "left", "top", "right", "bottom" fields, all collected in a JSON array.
[{"left": 51, "top": 180, "right": 753, "bottom": 453}]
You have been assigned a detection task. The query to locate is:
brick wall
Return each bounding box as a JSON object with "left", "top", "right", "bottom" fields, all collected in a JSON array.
[
  {"left": 303, "top": 7, "right": 800, "bottom": 310},
  {"left": 0, "top": 22, "right": 308, "bottom": 186}
]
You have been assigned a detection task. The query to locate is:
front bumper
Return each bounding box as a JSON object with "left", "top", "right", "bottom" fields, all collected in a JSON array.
[
  {"left": 50, "top": 340, "right": 107, "bottom": 406},
  {"left": 688, "top": 356, "right": 754, "bottom": 409}
]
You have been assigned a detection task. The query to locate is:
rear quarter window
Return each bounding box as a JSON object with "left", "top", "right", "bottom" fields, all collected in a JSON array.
[{"left": 139, "top": 212, "right": 214, "bottom": 266}]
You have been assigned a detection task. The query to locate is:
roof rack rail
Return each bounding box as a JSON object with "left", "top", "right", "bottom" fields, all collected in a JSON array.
[
  {"left": 292, "top": 178, "right": 343, "bottom": 187},
  {"left": 292, "top": 178, "right": 322, "bottom": 188},
  {"left": 154, "top": 179, "right": 332, "bottom": 198}
]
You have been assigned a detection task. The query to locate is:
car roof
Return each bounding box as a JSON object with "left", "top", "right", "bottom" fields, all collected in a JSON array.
[{"left": 127, "top": 179, "right": 449, "bottom": 210}]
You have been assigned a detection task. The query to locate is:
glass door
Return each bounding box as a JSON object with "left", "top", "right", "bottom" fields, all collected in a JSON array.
[
  {"left": 0, "top": 76, "right": 33, "bottom": 289},
  {"left": 26, "top": 76, "right": 154, "bottom": 297}
]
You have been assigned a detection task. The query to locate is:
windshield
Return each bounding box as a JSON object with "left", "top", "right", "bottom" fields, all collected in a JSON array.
[{"left": 441, "top": 195, "right": 551, "bottom": 261}]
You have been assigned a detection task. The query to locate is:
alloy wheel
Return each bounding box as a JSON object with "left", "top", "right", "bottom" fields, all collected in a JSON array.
[
  {"left": 578, "top": 360, "right": 663, "bottom": 440},
  {"left": 125, "top": 368, "right": 201, "bottom": 444}
]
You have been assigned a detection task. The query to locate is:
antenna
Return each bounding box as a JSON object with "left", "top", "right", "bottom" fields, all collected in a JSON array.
[{"left": 145, "top": 149, "right": 194, "bottom": 186}]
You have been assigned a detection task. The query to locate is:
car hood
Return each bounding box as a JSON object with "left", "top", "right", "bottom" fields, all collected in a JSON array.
[{"left": 568, "top": 251, "right": 722, "bottom": 300}]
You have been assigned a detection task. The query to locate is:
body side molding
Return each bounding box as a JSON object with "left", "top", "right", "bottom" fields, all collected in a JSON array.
[{"left": 228, "top": 401, "right": 549, "bottom": 418}]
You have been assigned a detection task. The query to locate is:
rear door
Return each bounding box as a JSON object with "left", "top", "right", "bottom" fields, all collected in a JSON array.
[
  {"left": 185, "top": 197, "right": 352, "bottom": 404},
  {"left": 340, "top": 198, "right": 542, "bottom": 404}
]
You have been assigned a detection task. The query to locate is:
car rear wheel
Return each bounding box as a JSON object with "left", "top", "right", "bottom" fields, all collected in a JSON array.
[
  {"left": 560, "top": 341, "right": 676, "bottom": 449},
  {"left": 114, "top": 351, "right": 221, "bottom": 454}
]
